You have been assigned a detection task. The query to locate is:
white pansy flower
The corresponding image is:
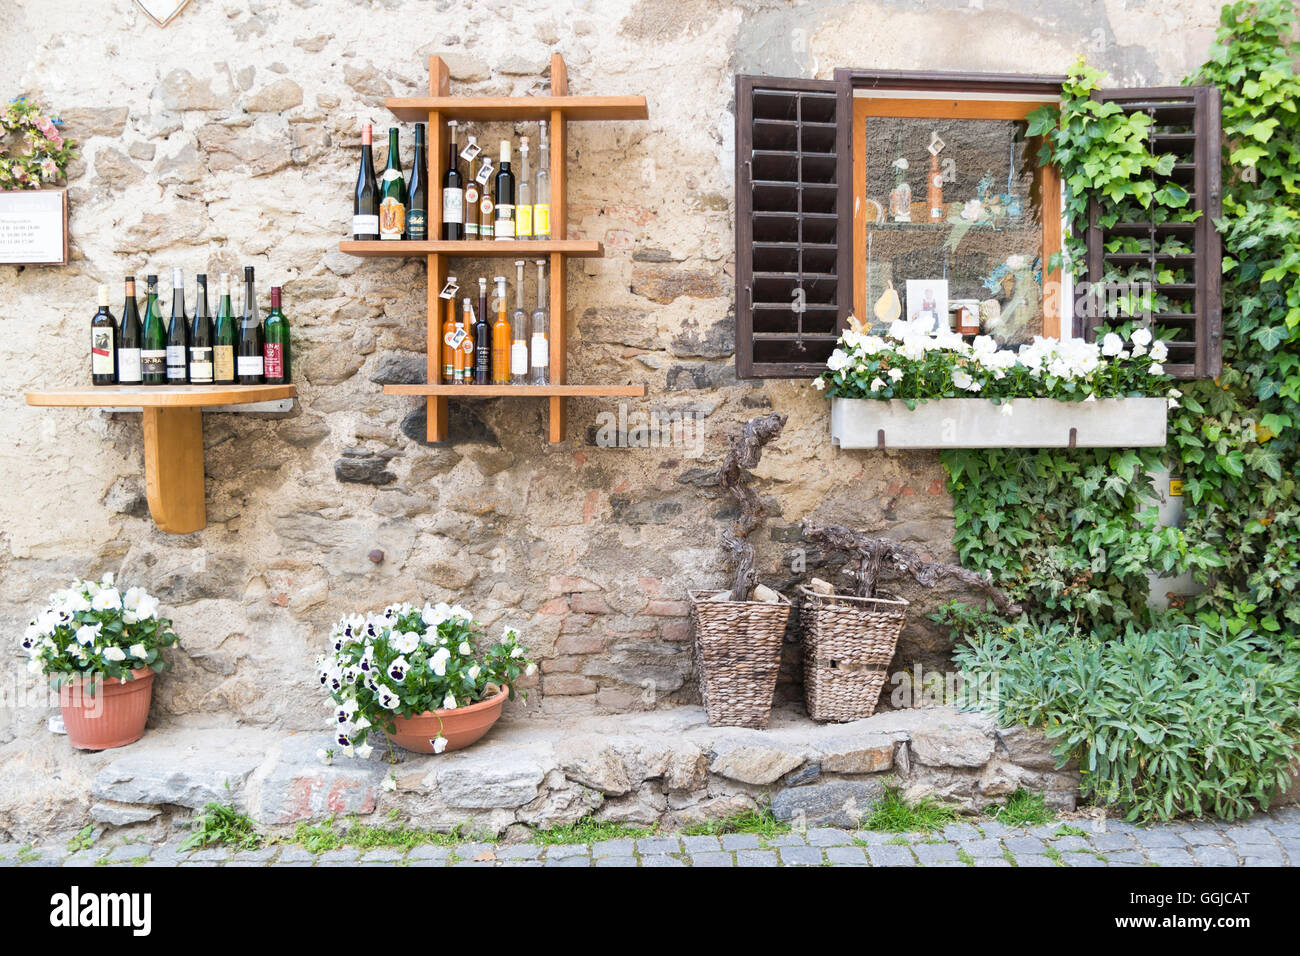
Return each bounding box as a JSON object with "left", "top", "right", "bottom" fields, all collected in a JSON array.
[
  {"left": 467, "top": 665, "right": 481, "bottom": 680},
  {"left": 317, "top": 749, "right": 334, "bottom": 766},
  {"left": 355, "top": 743, "right": 373, "bottom": 759},
  {"left": 1131, "top": 327, "right": 1152, "bottom": 347},
  {"left": 1149, "top": 363, "right": 1164, "bottom": 376},
  {"left": 103, "top": 646, "right": 127, "bottom": 662},
  {"left": 129, "top": 643, "right": 147, "bottom": 659},
  {"left": 376, "top": 686, "right": 401, "bottom": 710},
  {"left": 826, "top": 349, "right": 849, "bottom": 372},
  {"left": 391, "top": 631, "right": 420, "bottom": 654},
  {"left": 1101, "top": 332, "right": 1124, "bottom": 357},
  {"left": 430, "top": 646, "right": 451, "bottom": 677},
  {"left": 510, "top": 646, "right": 524, "bottom": 658},
  {"left": 813, "top": 378, "right": 825, "bottom": 391},
  {"left": 887, "top": 367, "right": 904, "bottom": 382},
  {"left": 382, "top": 776, "right": 397, "bottom": 792},
  {"left": 442, "top": 693, "right": 458, "bottom": 710},
  {"left": 869, "top": 377, "right": 885, "bottom": 393},
  {"left": 458, "top": 641, "right": 472, "bottom": 655},
  {"left": 90, "top": 588, "right": 121, "bottom": 612},
  {"left": 135, "top": 595, "right": 159, "bottom": 621},
  {"left": 101, "top": 572, "right": 115, "bottom": 587},
  {"left": 433, "top": 736, "right": 449, "bottom": 754},
  {"left": 75, "top": 623, "right": 101, "bottom": 646},
  {"left": 525, "top": 663, "right": 537, "bottom": 676},
  {"left": 951, "top": 370, "right": 974, "bottom": 391},
  {"left": 1149, "top": 340, "right": 1169, "bottom": 362}
]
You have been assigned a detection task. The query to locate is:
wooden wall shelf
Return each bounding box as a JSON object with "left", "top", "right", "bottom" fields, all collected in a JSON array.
[
  {"left": 26, "top": 385, "right": 297, "bottom": 535},
  {"left": 340, "top": 239, "right": 603, "bottom": 258},
  {"left": 350, "top": 52, "right": 648, "bottom": 444}
]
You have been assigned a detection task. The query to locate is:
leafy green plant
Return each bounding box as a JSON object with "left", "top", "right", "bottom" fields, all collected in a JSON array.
[
  {"left": 183, "top": 802, "right": 262, "bottom": 851},
  {"left": 285, "top": 816, "right": 485, "bottom": 853},
  {"left": 953, "top": 617, "right": 1300, "bottom": 821},
  {"left": 861, "top": 786, "right": 961, "bottom": 833},
  {"left": 67, "top": 825, "right": 96, "bottom": 853},
  {"left": 987, "top": 790, "right": 1055, "bottom": 827},
  {"left": 679, "top": 809, "right": 789, "bottom": 837},
  {"left": 528, "top": 816, "right": 658, "bottom": 846}
]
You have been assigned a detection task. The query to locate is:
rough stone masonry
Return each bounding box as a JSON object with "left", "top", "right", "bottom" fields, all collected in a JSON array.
[{"left": 0, "top": 0, "right": 1227, "bottom": 830}]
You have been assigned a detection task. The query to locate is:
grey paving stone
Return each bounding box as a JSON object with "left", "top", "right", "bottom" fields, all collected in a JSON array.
[
  {"left": 1224, "top": 826, "right": 1277, "bottom": 847},
  {"left": 1028, "top": 824, "right": 1068, "bottom": 839},
  {"left": 1088, "top": 832, "right": 1137, "bottom": 851},
  {"left": 1279, "top": 840, "right": 1300, "bottom": 864},
  {"left": 276, "top": 847, "right": 317, "bottom": 863},
  {"left": 1016, "top": 854, "right": 1058, "bottom": 867},
  {"left": 1146, "top": 847, "right": 1195, "bottom": 867},
  {"left": 546, "top": 844, "right": 590, "bottom": 860},
  {"left": 272, "top": 860, "right": 316, "bottom": 867},
  {"left": 1003, "top": 836, "right": 1047, "bottom": 855},
  {"left": 1178, "top": 829, "right": 1229, "bottom": 846},
  {"left": 805, "top": 828, "right": 852, "bottom": 847},
  {"left": 451, "top": 859, "right": 495, "bottom": 868},
  {"left": 319, "top": 848, "right": 363, "bottom": 863},
  {"left": 681, "top": 835, "right": 722, "bottom": 853},
  {"left": 736, "top": 850, "right": 778, "bottom": 867},
  {"left": 106, "top": 844, "right": 151, "bottom": 862},
  {"left": 1063, "top": 852, "right": 1107, "bottom": 866},
  {"left": 1262, "top": 822, "right": 1300, "bottom": 840},
  {"left": 1133, "top": 828, "right": 1186, "bottom": 848},
  {"left": 978, "top": 821, "right": 1020, "bottom": 838},
  {"left": 184, "top": 847, "right": 230, "bottom": 862},
  {"left": 720, "top": 834, "right": 762, "bottom": 851},
  {"left": 1239, "top": 846, "right": 1286, "bottom": 866},
  {"left": 455, "top": 842, "right": 494, "bottom": 858},
  {"left": 779, "top": 845, "right": 824, "bottom": 866},
  {"left": 360, "top": 848, "right": 405, "bottom": 862},
  {"left": 595, "top": 856, "right": 638, "bottom": 867},
  {"left": 764, "top": 833, "right": 809, "bottom": 847},
  {"left": 152, "top": 841, "right": 192, "bottom": 864},
  {"left": 914, "top": 843, "right": 959, "bottom": 863},
  {"left": 1051, "top": 835, "right": 1089, "bottom": 851},
  {"left": 495, "top": 844, "right": 541, "bottom": 860},
  {"left": 1105, "top": 851, "right": 1149, "bottom": 866},
  {"left": 64, "top": 849, "right": 106, "bottom": 866},
  {"left": 635, "top": 837, "right": 682, "bottom": 855},
  {"left": 1191, "top": 846, "right": 1238, "bottom": 867},
  {"left": 960, "top": 838, "right": 1004, "bottom": 858},
  {"left": 851, "top": 830, "right": 897, "bottom": 845},
  {"left": 224, "top": 861, "right": 266, "bottom": 867},
  {"left": 591, "top": 838, "right": 638, "bottom": 858},
  {"left": 639, "top": 854, "right": 686, "bottom": 867},
  {"left": 690, "top": 852, "right": 734, "bottom": 867},
  {"left": 500, "top": 860, "right": 543, "bottom": 867},
  {"left": 230, "top": 847, "right": 277, "bottom": 862},
  {"left": 971, "top": 857, "right": 1012, "bottom": 867},
  {"left": 867, "top": 845, "right": 916, "bottom": 867},
  {"left": 825, "top": 846, "right": 868, "bottom": 866},
  {"left": 943, "top": 823, "right": 983, "bottom": 841}
]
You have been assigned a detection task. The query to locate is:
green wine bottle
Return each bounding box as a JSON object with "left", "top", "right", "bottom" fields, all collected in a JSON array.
[
  {"left": 379, "top": 127, "right": 405, "bottom": 241},
  {"left": 263, "top": 286, "right": 291, "bottom": 384},
  {"left": 213, "top": 273, "right": 236, "bottom": 385},
  {"left": 140, "top": 275, "right": 167, "bottom": 385}
]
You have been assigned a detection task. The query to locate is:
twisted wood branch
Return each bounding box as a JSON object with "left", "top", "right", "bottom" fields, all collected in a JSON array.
[{"left": 714, "top": 412, "right": 787, "bottom": 600}]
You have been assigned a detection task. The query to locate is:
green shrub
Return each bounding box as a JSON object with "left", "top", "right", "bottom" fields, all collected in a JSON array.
[{"left": 952, "top": 617, "right": 1300, "bottom": 822}]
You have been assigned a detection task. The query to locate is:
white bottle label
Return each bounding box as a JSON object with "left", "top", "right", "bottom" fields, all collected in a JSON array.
[
  {"left": 530, "top": 334, "right": 549, "bottom": 368},
  {"left": 117, "top": 348, "right": 142, "bottom": 382},
  {"left": 238, "top": 355, "right": 264, "bottom": 376},
  {"left": 352, "top": 214, "right": 379, "bottom": 235},
  {"left": 190, "top": 347, "right": 214, "bottom": 382},
  {"left": 495, "top": 204, "right": 515, "bottom": 239},
  {"left": 166, "top": 346, "right": 187, "bottom": 378},
  {"left": 442, "top": 188, "right": 463, "bottom": 224},
  {"left": 510, "top": 341, "right": 528, "bottom": 376}
]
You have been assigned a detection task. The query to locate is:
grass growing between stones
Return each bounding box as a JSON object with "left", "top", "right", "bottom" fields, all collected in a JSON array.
[
  {"left": 67, "top": 825, "right": 96, "bottom": 853},
  {"left": 987, "top": 789, "right": 1055, "bottom": 828},
  {"left": 183, "top": 802, "right": 262, "bottom": 851},
  {"left": 286, "top": 813, "right": 489, "bottom": 853},
  {"left": 861, "top": 787, "right": 961, "bottom": 833},
  {"left": 527, "top": 816, "right": 659, "bottom": 846},
  {"left": 679, "top": 809, "right": 789, "bottom": 838}
]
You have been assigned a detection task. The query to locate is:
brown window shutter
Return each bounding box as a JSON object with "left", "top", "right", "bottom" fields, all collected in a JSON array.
[
  {"left": 735, "top": 75, "right": 848, "bottom": 378},
  {"left": 1082, "top": 85, "right": 1223, "bottom": 378}
]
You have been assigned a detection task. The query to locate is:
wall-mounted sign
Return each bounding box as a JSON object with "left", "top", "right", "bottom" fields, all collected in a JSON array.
[
  {"left": 135, "top": 0, "right": 192, "bottom": 28},
  {"left": 0, "top": 188, "right": 68, "bottom": 265}
]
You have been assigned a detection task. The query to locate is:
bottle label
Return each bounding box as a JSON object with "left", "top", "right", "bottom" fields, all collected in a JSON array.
[
  {"left": 214, "top": 345, "right": 235, "bottom": 381},
  {"left": 189, "top": 347, "right": 214, "bottom": 382},
  {"left": 407, "top": 209, "right": 427, "bottom": 240},
  {"left": 479, "top": 198, "right": 494, "bottom": 238},
  {"left": 166, "top": 346, "right": 187, "bottom": 380},
  {"left": 445, "top": 328, "right": 468, "bottom": 350},
  {"left": 142, "top": 350, "right": 167, "bottom": 377},
  {"left": 516, "top": 204, "right": 533, "bottom": 238},
  {"left": 510, "top": 341, "right": 528, "bottom": 376},
  {"left": 475, "top": 161, "right": 493, "bottom": 186},
  {"left": 264, "top": 343, "right": 284, "bottom": 379},
  {"left": 238, "top": 355, "right": 265, "bottom": 376},
  {"left": 442, "top": 188, "right": 463, "bottom": 224},
  {"left": 530, "top": 334, "right": 549, "bottom": 368},
  {"left": 92, "top": 331, "right": 114, "bottom": 375},
  {"left": 382, "top": 169, "right": 402, "bottom": 183},
  {"left": 352, "top": 214, "right": 379, "bottom": 236},
  {"left": 117, "top": 348, "right": 142, "bottom": 382},
  {"left": 534, "top": 204, "right": 551, "bottom": 236},
  {"left": 379, "top": 197, "right": 405, "bottom": 239},
  {"left": 460, "top": 141, "right": 481, "bottom": 164},
  {"left": 495, "top": 204, "right": 515, "bottom": 239}
]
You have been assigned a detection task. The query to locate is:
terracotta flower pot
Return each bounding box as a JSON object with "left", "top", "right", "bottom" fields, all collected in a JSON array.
[
  {"left": 384, "top": 687, "right": 508, "bottom": 754},
  {"left": 58, "top": 667, "right": 155, "bottom": 751}
]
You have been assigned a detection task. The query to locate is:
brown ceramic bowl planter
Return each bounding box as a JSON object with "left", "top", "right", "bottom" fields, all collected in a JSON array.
[
  {"left": 383, "top": 686, "right": 509, "bottom": 754},
  {"left": 58, "top": 667, "right": 155, "bottom": 751}
]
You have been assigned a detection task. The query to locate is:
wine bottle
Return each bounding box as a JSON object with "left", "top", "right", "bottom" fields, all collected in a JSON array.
[
  {"left": 441, "top": 121, "right": 464, "bottom": 241},
  {"left": 492, "top": 275, "right": 510, "bottom": 385},
  {"left": 237, "top": 266, "right": 264, "bottom": 384},
  {"left": 213, "top": 273, "right": 236, "bottom": 385},
  {"left": 534, "top": 121, "right": 552, "bottom": 240},
  {"left": 353, "top": 123, "right": 379, "bottom": 241},
  {"left": 117, "top": 276, "right": 143, "bottom": 385},
  {"left": 189, "top": 273, "right": 214, "bottom": 385},
  {"left": 494, "top": 140, "right": 516, "bottom": 240},
  {"left": 453, "top": 299, "right": 472, "bottom": 384},
  {"left": 379, "top": 127, "right": 405, "bottom": 241},
  {"left": 141, "top": 275, "right": 167, "bottom": 386},
  {"left": 263, "top": 285, "right": 291, "bottom": 384},
  {"left": 530, "top": 259, "right": 549, "bottom": 385},
  {"left": 516, "top": 136, "right": 533, "bottom": 240},
  {"left": 406, "top": 124, "right": 428, "bottom": 241},
  {"left": 474, "top": 277, "right": 490, "bottom": 384},
  {"left": 441, "top": 276, "right": 457, "bottom": 383},
  {"left": 463, "top": 135, "right": 480, "bottom": 240},
  {"left": 91, "top": 284, "right": 118, "bottom": 386},
  {"left": 510, "top": 260, "right": 529, "bottom": 385},
  {"left": 166, "top": 268, "right": 189, "bottom": 384}
]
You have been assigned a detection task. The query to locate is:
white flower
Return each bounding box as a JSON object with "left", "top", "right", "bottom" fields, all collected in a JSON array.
[
  {"left": 887, "top": 367, "right": 904, "bottom": 382},
  {"left": 972, "top": 335, "right": 999, "bottom": 357},
  {"left": 135, "top": 595, "right": 159, "bottom": 621},
  {"left": 442, "top": 693, "right": 458, "bottom": 710},
  {"left": 525, "top": 663, "right": 537, "bottom": 676},
  {"left": 376, "top": 686, "right": 401, "bottom": 710},
  {"left": 1168, "top": 397, "right": 1181, "bottom": 410},
  {"left": 63, "top": 591, "right": 91, "bottom": 613},
  {"left": 317, "top": 748, "right": 334, "bottom": 766},
  {"left": 430, "top": 646, "right": 451, "bottom": 677},
  {"left": 1084, "top": 393, "right": 1097, "bottom": 402},
  {"left": 387, "top": 656, "right": 410, "bottom": 683},
  {"left": 449, "top": 605, "right": 473, "bottom": 622},
  {"left": 355, "top": 743, "right": 373, "bottom": 759},
  {"left": 1131, "top": 327, "right": 1152, "bottom": 347},
  {"left": 391, "top": 631, "right": 420, "bottom": 654},
  {"left": 1149, "top": 363, "right": 1164, "bottom": 376},
  {"left": 91, "top": 587, "right": 121, "bottom": 612},
  {"left": 826, "top": 349, "right": 849, "bottom": 372},
  {"left": 1101, "top": 332, "right": 1124, "bottom": 357},
  {"left": 75, "top": 623, "right": 101, "bottom": 646},
  {"left": 27, "top": 658, "right": 43, "bottom": 674},
  {"left": 1149, "top": 340, "right": 1169, "bottom": 362},
  {"left": 433, "top": 736, "right": 448, "bottom": 754},
  {"left": 458, "top": 641, "right": 472, "bottom": 655},
  {"left": 813, "top": 378, "right": 825, "bottom": 391},
  {"left": 869, "top": 377, "right": 885, "bottom": 393},
  {"left": 951, "top": 370, "right": 974, "bottom": 391},
  {"left": 1000, "top": 402, "right": 1014, "bottom": 417},
  {"left": 382, "top": 775, "right": 397, "bottom": 791},
  {"left": 1169, "top": 388, "right": 1183, "bottom": 399},
  {"left": 129, "top": 643, "right": 147, "bottom": 659},
  {"left": 510, "top": 646, "right": 524, "bottom": 659},
  {"left": 102, "top": 646, "right": 127, "bottom": 662},
  {"left": 468, "top": 665, "right": 481, "bottom": 680},
  {"left": 100, "top": 572, "right": 115, "bottom": 587}
]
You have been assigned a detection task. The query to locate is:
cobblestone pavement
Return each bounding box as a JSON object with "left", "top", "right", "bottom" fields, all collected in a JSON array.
[{"left": 3, "top": 808, "right": 1297, "bottom": 867}]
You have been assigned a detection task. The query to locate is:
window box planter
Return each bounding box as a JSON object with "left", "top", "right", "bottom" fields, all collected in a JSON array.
[{"left": 829, "top": 396, "right": 1167, "bottom": 449}]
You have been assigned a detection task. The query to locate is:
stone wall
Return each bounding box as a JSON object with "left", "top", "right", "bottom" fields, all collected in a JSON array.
[{"left": 0, "top": 0, "right": 1225, "bottom": 746}]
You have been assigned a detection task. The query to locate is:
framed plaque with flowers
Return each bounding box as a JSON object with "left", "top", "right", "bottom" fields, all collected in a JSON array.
[{"left": 0, "top": 96, "right": 76, "bottom": 265}]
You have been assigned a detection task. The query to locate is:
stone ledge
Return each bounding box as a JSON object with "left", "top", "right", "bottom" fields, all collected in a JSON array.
[{"left": 0, "top": 706, "right": 1079, "bottom": 841}]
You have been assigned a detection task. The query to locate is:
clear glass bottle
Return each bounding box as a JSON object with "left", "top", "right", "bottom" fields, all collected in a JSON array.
[
  {"left": 516, "top": 136, "right": 532, "bottom": 239},
  {"left": 510, "top": 260, "right": 529, "bottom": 385},
  {"left": 534, "top": 122, "right": 551, "bottom": 240},
  {"left": 529, "top": 258, "right": 549, "bottom": 385}
]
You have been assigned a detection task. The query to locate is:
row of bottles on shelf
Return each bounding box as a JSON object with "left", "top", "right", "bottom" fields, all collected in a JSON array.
[
  {"left": 442, "top": 259, "right": 550, "bottom": 385},
  {"left": 352, "top": 120, "right": 551, "bottom": 242},
  {"left": 90, "top": 267, "right": 290, "bottom": 387}
]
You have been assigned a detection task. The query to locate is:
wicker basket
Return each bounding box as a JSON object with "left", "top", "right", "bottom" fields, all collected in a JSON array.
[
  {"left": 688, "top": 589, "right": 791, "bottom": 728},
  {"left": 799, "top": 586, "right": 908, "bottom": 722}
]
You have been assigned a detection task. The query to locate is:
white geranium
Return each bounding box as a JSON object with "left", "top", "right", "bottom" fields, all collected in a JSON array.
[{"left": 1131, "top": 327, "right": 1153, "bottom": 347}]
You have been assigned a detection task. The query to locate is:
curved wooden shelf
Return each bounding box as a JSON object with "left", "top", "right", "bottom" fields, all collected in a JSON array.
[
  {"left": 339, "top": 239, "right": 603, "bottom": 259},
  {"left": 26, "top": 384, "right": 298, "bottom": 535},
  {"left": 383, "top": 384, "right": 646, "bottom": 397},
  {"left": 385, "top": 95, "right": 647, "bottom": 123}
]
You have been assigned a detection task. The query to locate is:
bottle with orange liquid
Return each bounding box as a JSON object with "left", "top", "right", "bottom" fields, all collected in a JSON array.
[
  {"left": 441, "top": 275, "right": 457, "bottom": 383},
  {"left": 491, "top": 275, "right": 510, "bottom": 384},
  {"left": 453, "top": 298, "right": 473, "bottom": 384}
]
